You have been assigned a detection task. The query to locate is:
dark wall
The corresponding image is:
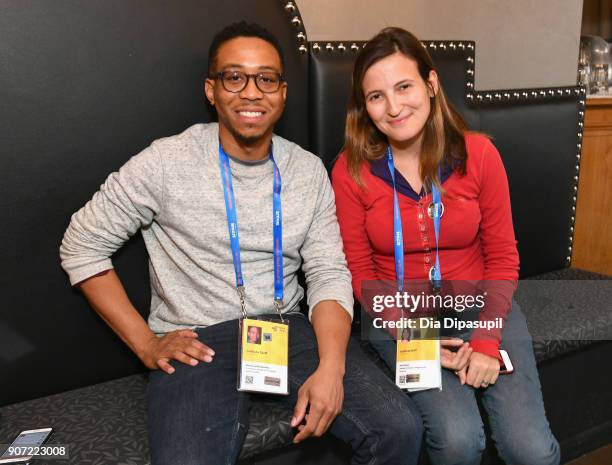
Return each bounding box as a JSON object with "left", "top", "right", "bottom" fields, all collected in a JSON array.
[{"left": 0, "top": 0, "right": 308, "bottom": 406}]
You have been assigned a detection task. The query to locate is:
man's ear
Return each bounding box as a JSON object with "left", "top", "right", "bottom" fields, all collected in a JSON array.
[
  {"left": 204, "top": 78, "right": 215, "bottom": 106},
  {"left": 427, "top": 70, "right": 439, "bottom": 98},
  {"left": 281, "top": 81, "right": 288, "bottom": 105}
]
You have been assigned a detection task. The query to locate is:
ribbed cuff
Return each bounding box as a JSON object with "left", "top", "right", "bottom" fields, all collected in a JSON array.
[{"left": 469, "top": 339, "right": 502, "bottom": 362}]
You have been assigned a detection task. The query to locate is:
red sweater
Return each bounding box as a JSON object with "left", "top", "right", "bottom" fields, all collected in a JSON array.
[{"left": 332, "top": 133, "right": 519, "bottom": 359}]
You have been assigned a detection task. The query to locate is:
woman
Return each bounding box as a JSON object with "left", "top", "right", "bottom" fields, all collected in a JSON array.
[{"left": 332, "top": 27, "right": 560, "bottom": 465}]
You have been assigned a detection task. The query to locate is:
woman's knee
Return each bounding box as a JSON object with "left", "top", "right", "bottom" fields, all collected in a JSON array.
[
  {"left": 498, "top": 433, "right": 560, "bottom": 465},
  {"left": 425, "top": 419, "right": 485, "bottom": 465}
]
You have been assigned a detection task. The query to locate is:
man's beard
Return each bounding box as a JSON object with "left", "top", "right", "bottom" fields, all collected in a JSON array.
[{"left": 228, "top": 124, "right": 268, "bottom": 147}]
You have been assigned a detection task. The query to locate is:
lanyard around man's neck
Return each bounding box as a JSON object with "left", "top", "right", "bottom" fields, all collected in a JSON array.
[{"left": 218, "top": 141, "right": 284, "bottom": 320}]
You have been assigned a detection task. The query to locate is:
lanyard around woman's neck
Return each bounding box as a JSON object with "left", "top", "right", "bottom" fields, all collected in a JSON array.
[{"left": 386, "top": 145, "right": 443, "bottom": 291}]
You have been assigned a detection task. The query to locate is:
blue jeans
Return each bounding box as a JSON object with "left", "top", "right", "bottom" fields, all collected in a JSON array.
[
  {"left": 147, "top": 312, "right": 424, "bottom": 465},
  {"left": 370, "top": 302, "right": 560, "bottom": 465}
]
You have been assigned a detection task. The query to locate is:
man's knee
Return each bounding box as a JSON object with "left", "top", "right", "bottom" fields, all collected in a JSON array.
[
  {"left": 368, "top": 394, "right": 424, "bottom": 461},
  {"left": 380, "top": 396, "right": 425, "bottom": 441},
  {"left": 337, "top": 392, "right": 424, "bottom": 464}
]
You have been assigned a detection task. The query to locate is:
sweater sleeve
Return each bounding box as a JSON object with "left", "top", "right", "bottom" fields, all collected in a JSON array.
[
  {"left": 331, "top": 154, "right": 379, "bottom": 304},
  {"left": 469, "top": 138, "right": 519, "bottom": 359},
  {"left": 300, "top": 159, "right": 354, "bottom": 320},
  {"left": 60, "top": 145, "right": 164, "bottom": 286}
]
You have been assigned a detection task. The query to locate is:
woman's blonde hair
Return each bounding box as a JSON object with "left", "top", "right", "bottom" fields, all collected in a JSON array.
[{"left": 345, "top": 27, "right": 468, "bottom": 188}]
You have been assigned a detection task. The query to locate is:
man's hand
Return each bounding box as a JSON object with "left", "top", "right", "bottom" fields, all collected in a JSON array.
[
  {"left": 77, "top": 270, "right": 215, "bottom": 375},
  {"left": 291, "top": 365, "right": 344, "bottom": 443},
  {"left": 465, "top": 351, "right": 500, "bottom": 388},
  {"left": 440, "top": 338, "right": 472, "bottom": 385},
  {"left": 141, "top": 329, "right": 215, "bottom": 374},
  {"left": 291, "top": 300, "right": 350, "bottom": 443}
]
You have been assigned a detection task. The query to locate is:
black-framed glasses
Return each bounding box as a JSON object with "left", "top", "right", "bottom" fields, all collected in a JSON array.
[{"left": 210, "top": 70, "right": 285, "bottom": 93}]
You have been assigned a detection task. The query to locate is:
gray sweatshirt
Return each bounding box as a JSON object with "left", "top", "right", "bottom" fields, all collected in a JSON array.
[{"left": 60, "top": 123, "right": 353, "bottom": 333}]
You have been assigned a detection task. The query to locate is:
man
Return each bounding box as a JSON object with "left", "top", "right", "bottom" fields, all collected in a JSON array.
[
  {"left": 246, "top": 325, "right": 261, "bottom": 344},
  {"left": 60, "top": 22, "right": 422, "bottom": 465}
]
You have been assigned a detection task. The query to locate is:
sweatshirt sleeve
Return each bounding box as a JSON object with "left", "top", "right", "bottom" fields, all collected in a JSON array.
[
  {"left": 60, "top": 144, "right": 164, "bottom": 286},
  {"left": 469, "top": 137, "right": 519, "bottom": 359},
  {"left": 300, "top": 158, "right": 354, "bottom": 320},
  {"left": 331, "top": 154, "right": 379, "bottom": 303}
]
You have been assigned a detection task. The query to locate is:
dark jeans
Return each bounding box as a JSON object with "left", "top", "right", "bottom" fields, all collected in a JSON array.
[
  {"left": 147, "top": 313, "right": 424, "bottom": 465},
  {"left": 371, "top": 302, "right": 560, "bottom": 465}
]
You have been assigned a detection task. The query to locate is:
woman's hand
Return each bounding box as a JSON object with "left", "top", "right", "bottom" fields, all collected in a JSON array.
[
  {"left": 440, "top": 338, "right": 472, "bottom": 384},
  {"left": 465, "top": 351, "right": 500, "bottom": 388}
]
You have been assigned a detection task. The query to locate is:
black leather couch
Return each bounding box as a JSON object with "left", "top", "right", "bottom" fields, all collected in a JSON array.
[{"left": 1, "top": 1, "right": 610, "bottom": 464}]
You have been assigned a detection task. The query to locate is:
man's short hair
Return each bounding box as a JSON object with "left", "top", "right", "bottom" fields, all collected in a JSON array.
[{"left": 208, "top": 21, "right": 285, "bottom": 73}]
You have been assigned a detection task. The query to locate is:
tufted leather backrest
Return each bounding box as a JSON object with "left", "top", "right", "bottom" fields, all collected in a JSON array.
[
  {"left": 477, "top": 98, "right": 581, "bottom": 276},
  {"left": 308, "top": 41, "right": 481, "bottom": 168},
  {"left": 308, "top": 41, "right": 582, "bottom": 279}
]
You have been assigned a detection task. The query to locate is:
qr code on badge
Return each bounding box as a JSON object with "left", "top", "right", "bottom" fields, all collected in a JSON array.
[
  {"left": 399, "top": 375, "right": 406, "bottom": 384},
  {"left": 245, "top": 376, "right": 253, "bottom": 384},
  {"left": 263, "top": 333, "right": 272, "bottom": 342}
]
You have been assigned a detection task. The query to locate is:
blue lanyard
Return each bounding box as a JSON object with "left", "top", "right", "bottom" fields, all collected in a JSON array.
[
  {"left": 430, "top": 176, "right": 442, "bottom": 288},
  {"left": 386, "top": 146, "right": 442, "bottom": 291},
  {"left": 218, "top": 143, "right": 284, "bottom": 318},
  {"left": 386, "top": 147, "right": 405, "bottom": 292}
]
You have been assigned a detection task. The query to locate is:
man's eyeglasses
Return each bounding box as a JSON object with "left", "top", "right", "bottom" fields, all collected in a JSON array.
[{"left": 210, "top": 70, "right": 285, "bottom": 94}]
